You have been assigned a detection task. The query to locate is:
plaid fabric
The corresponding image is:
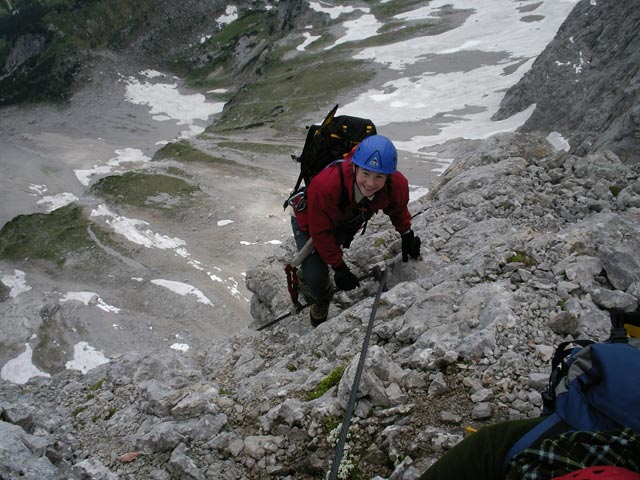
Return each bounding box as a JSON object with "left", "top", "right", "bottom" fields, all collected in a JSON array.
[{"left": 506, "top": 428, "right": 640, "bottom": 480}]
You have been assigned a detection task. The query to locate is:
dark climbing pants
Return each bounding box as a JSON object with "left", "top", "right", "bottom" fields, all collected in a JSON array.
[{"left": 291, "top": 216, "right": 330, "bottom": 301}]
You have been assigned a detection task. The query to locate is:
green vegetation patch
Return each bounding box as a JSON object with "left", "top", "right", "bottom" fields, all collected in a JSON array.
[
  {"left": 306, "top": 364, "right": 345, "bottom": 401},
  {"left": 89, "top": 378, "right": 105, "bottom": 391},
  {"left": 0, "top": 282, "right": 9, "bottom": 302},
  {"left": 506, "top": 250, "right": 537, "bottom": 267},
  {"left": 609, "top": 185, "right": 623, "bottom": 197},
  {"left": 104, "top": 406, "right": 117, "bottom": 420},
  {"left": 0, "top": 0, "right": 158, "bottom": 105},
  {"left": 0, "top": 34, "right": 83, "bottom": 105},
  {"left": 0, "top": 37, "right": 10, "bottom": 64},
  {"left": 176, "top": 9, "right": 274, "bottom": 88},
  {"left": 72, "top": 405, "right": 88, "bottom": 417},
  {"left": 321, "top": 416, "right": 341, "bottom": 435},
  {"left": 214, "top": 140, "right": 295, "bottom": 156},
  {"left": 371, "top": 0, "right": 432, "bottom": 17},
  {"left": 164, "top": 166, "right": 191, "bottom": 178},
  {"left": 0, "top": 204, "right": 94, "bottom": 267},
  {"left": 154, "top": 140, "right": 234, "bottom": 166},
  {"left": 207, "top": 53, "right": 373, "bottom": 134},
  {"left": 372, "top": 237, "right": 387, "bottom": 248},
  {"left": 207, "top": 10, "right": 270, "bottom": 48},
  {"left": 90, "top": 171, "right": 199, "bottom": 209}
]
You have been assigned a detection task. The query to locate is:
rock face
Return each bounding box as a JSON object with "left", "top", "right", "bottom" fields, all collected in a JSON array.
[
  {"left": 3, "top": 1, "right": 640, "bottom": 478},
  {"left": 493, "top": 0, "right": 640, "bottom": 161},
  {"left": 2, "top": 131, "right": 639, "bottom": 479},
  {"left": 0, "top": 0, "right": 305, "bottom": 105}
]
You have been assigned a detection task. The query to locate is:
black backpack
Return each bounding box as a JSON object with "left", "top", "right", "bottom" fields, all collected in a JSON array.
[{"left": 283, "top": 104, "right": 377, "bottom": 210}]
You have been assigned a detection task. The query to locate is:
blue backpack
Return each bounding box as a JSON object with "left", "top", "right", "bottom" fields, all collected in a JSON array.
[{"left": 503, "top": 310, "right": 640, "bottom": 471}]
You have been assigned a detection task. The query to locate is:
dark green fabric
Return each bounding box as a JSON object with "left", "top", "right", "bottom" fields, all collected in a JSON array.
[
  {"left": 420, "top": 417, "right": 546, "bottom": 480},
  {"left": 506, "top": 427, "right": 640, "bottom": 480}
]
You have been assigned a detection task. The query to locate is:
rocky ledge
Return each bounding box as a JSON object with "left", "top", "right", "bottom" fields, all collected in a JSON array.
[{"left": 2, "top": 132, "right": 640, "bottom": 479}]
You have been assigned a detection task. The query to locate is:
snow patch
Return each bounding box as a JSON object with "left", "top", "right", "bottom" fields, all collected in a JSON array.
[
  {"left": 170, "top": 343, "right": 190, "bottom": 352},
  {"left": 141, "top": 69, "right": 164, "bottom": 78},
  {"left": 60, "top": 291, "right": 121, "bottom": 313},
  {"left": 28, "top": 183, "right": 47, "bottom": 195},
  {"left": 409, "top": 186, "right": 429, "bottom": 202},
  {"left": 65, "top": 342, "right": 110, "bottom": 373},
  {"left": 123, "top": 73, "right": 225, "bottom": 138},
  {"left": 308, "top": 2, "right": 368, "bottom": 19},
  {"left": 297, "top": 31, "right": 321, "bottom": 51},
  {"left": 0, "top": 344, "right": 50, "bottom": 384},
  {"left": 340, "top": 0, "right": 578, "bottom": 153},
  {"left": 74, "top": 148, "right": 150, "bottom": 187},
  {"left": 547, "top": 131, "right": 571, "bottom": 151},
  {"left": 207, "top": 88, "right": 229, "bottom": 94},
  {"left": 1, "top": 269, "right": 31, "bottom": 298},
  {"left": 324, "top": 14, "right": 381, "bottom": 50},
  {"left": 36, "top": 192, "right": 79, "bottom": 212},
  {"left": 151, "top": 279, "right": 214, "bottom": 306},
  {"left": 217, "top": 5, "right": 238, "bottom": 25},
  {"left": 90, "top": 204, "right": 187, "bottom": 251}
]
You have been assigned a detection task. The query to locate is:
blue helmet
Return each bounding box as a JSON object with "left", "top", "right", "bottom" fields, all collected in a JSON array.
[{"left": 351, "top": 135, "right": 397, "bottom": 174}]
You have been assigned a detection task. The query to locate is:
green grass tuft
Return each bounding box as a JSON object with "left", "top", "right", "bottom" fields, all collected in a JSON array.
[
  {"left": 89, "top": 378, "right": 105, "bottom": 391},
  {"left": 306, "top": 365, "right": 345, "bottom": 401},
  {"left": 104, "top": 407, "right": 117, "bottom": 420},
  {"left": 506, "top": 250, "right": 537, "bottom": 267},
  {"left": 609, "top": 185, "right": 622, "bottom": 197}
]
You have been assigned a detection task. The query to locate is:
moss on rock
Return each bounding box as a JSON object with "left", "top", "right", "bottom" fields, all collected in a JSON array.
[
  {"left": 0, "top": 282, "right": 10, "bottom": 302},
  {"left": 154, "top": 140, "right": 232, "bottom": 164},
  {"left": 0, "top": 204, "right": 95, "bottom": 267},
  {"left": 90, "top": 171, "right": 199, "bottom": 209},
  {"left": 305, "top": 364, "right": 345, "bottom": 401}
]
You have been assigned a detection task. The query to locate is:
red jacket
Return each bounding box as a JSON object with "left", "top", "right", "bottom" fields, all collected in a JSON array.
[{"left": 295, "top": 160, "right": 412, "bottom": 267}]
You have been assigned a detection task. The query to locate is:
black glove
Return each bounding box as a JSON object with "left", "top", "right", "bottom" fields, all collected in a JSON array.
[
  {"left": 401, "top": 230, "right": 421, "bottom": 262},
  {"left": 333, "top": 263, "right": 360, "bottom": 291}
]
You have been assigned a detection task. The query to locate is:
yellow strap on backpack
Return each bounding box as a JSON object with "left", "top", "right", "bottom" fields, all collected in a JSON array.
[{"left": 625, "top": 322, "right": 640, "bottom": 338}]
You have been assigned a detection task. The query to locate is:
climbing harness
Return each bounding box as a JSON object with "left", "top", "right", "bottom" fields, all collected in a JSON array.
[{"left": 328, "top": 266, "right": 388, "bottom": 480}]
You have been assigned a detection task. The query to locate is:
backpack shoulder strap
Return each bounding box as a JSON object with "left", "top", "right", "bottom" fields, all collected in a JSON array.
[
  {"left": 541, "top": 339, "right": 594, "bottom": 411},
  {"left": 610, "top": 309, "right": 639, "bottom": 342},
  {"left": 336, "top": 160, "right": 349, "bottom": 210}
]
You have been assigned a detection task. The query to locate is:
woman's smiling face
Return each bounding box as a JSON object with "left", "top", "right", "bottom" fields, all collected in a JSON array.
[{"left": 354, "top": 166, "right": 388, "bottom": 197}]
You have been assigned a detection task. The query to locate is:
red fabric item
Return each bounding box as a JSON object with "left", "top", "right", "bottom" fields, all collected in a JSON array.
[
  {"left": 552, "top": 466, "right": 640, "bottom": 480},
  {"left": 284, "top": 264, "right": 300, "bottom": 307},
  {"left": 295, "top": 160, "right": 411, "bottom": 267}
]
